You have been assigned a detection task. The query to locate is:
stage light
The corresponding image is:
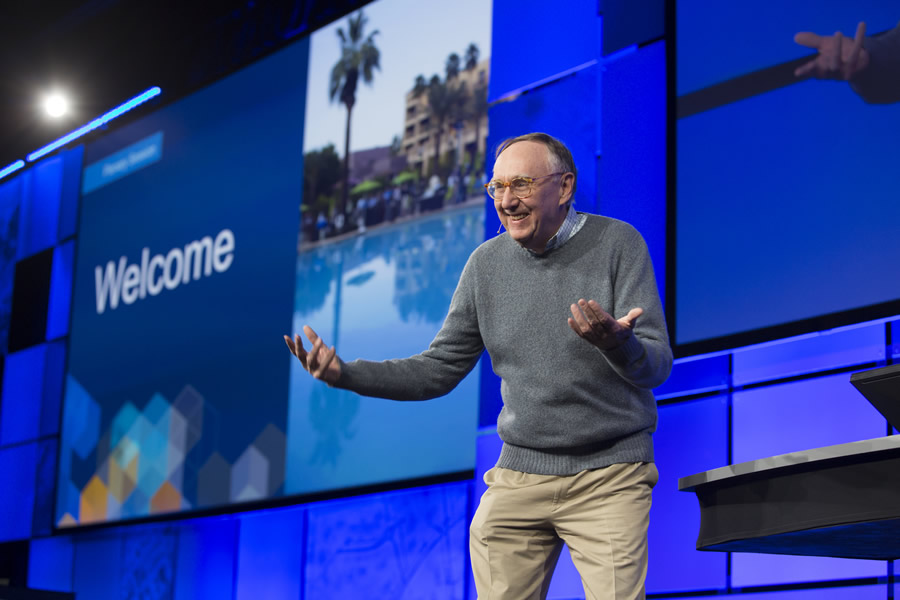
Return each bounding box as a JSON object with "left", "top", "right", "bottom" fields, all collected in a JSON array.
[
  {"left": 27, "top": 86, "right": 161, "bottom": 162},
  {"left": 0, "top": 160, "right": 26, "bottom": 180},
  {"left": 43, "top": 93, "right": 69, "bottom": 118}
]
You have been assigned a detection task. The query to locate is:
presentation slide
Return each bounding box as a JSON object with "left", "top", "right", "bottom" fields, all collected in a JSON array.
[
  {"left": 57, "top": 40, "right": 309, "bottom": 527},
  {"left": 286, "top": 0, "right": 492, "bottom": 496},
  {"left": 675, "top": 1, "right": 900, "bottom": 352}
]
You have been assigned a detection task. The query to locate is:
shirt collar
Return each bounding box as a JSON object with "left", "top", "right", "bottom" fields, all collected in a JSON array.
[{"left": 529, "top": 205, "right": 586, "bottom": 254}]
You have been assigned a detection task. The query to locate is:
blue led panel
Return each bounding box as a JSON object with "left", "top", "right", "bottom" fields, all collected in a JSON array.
[
  {"left": 32, "top": 439, "right": 58, "bottom": 537},
  {"left": 72, "top": 533, "right": 124, "bottom": 598},
  {"left": 235, "top": 506, "right": 304, "bottom": 600},
  {"left": 891, "top": 319, "right": 900, "bottom": 360},
  {"left": 17, "top": 157, "right": 63, "bottom": 260},
  {"left": 648, "top": 396, "right": 728, "bottom": 593},
  {"left": 733, "top": 321, "right": 886, "bottom": 387},
  {"left": 490, "top": 0, "right": 597, "bottom": 100},
  {"left": 0, "top": 160, "right": 25, "bottom": 181},
  {"left": 599, "top": 40, "right": 667, "bottom": 299},
  {"left": 46, "top": 240, "right": 75, "bottom": 340},
  {"left": 306, "top": 483, "right": 468, "bottom": 600},
  {"left": 733, "top": 372, "right": 888, "bottom": 463},
  {"left": 39, "top": 341, "right": 65, "bottom": 438},
  {"left": 57, "top": 146, "right": 83, "bottom": 241},
  {"left": 0, "top": 175, "right": 22, "bottom": 356},
  {"left": 730, "top": 586, "right": 885, "bottom": 600},
  {"left": 655, "top": 354, "right": 730, "bottom": 400},
  {"left": 602, "top": 0, "right": 664, "bottom": 56},
  {"left": 121, "top": 526, "right": 178, "bottom": 599},
  {"left": 0, "top": 442, "right": 38, "bottom": 542},
  {"left": 731, "top": 373, "right": 888, "bottom": 586},
  {"left": 1, "top": 344, "right": 46, "bottom": 446},
  {"left": 28, "top": 535, "right": 74, "bottom": 593},
  {"left": 732, "top": 549, "right": 887, "bottom": 590},
  {"left": 174, "top": 515, "right": 239, "bottom": 600}
]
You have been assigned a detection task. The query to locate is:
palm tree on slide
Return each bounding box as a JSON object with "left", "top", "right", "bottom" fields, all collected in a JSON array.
[{"left": 329, "top": 10, "right": 380, "bottom": 216}]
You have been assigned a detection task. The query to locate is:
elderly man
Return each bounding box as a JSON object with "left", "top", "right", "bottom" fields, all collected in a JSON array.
[{"left": 285, "top": 132, "right": 672, "bottom": 600}]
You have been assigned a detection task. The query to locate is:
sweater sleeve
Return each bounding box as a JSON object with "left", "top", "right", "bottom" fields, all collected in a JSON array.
[
  {"left": 851, "top": 24, "right": 900, "bottom": 104},
  {"left": 600, "top": 224, "right": 673, "bottom": 390},
  {"left": 332, "top": 254, "right": 485, "bottom": 401}
]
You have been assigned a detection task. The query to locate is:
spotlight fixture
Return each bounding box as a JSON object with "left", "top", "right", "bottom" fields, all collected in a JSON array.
[{"left": 43, "top": 93, "right": 69, "bottom": 118}]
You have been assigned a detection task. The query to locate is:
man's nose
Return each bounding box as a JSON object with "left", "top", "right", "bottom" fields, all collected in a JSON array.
[{"left": 500, "top": 187, "right": 518, "bottom": 209}]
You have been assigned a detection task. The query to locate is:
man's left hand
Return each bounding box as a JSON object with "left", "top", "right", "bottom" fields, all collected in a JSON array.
[{"left": 568, "top": 299, "right": 642, "bottom": 350}]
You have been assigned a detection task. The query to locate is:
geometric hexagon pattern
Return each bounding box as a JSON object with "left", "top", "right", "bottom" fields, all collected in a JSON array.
[{"left": 57, "top": 376, "right": 287, "bottom": 526}]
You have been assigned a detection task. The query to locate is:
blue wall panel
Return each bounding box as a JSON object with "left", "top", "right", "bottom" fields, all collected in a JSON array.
[
  {"left": 121, "top": 526, "right": 178, "bottom": 600},
  {"left": 45, "top": 240, "right": 74, "bottom": 340},
  {"left": 31, "top": 439, "right": 58, "bottom": 537},
  {"left": 648, "top": 396, "right": 728, "bottom": 593},
  {"left": 306, "top": 483, "right": 468, "bottom": 600},
  {"left": 729, "top": 586, "right": 885, "bottom": 600},
  {"left": 235, "top": 507, "right": 304, "bottom": 600},
  {"left": 0, "top": 174, "right": 22, "bottom": 356},
  {"left": 733, "top": 372, "right": 888, "bottom": 465},
  {"left": 72, "top": 534, "right": 123, "bottom": 599},
  {"left": 490, "top": 0, "right": 598, "bottom": 100},
  {"left": 1, "top": 344, "right": 46, "bottom": 446},
  {"left": 602, "top": 0, "right": 665, "bottom": 56},
  {"left": 174, "top": 516, "right": 239, "bottom": 600},
  {"left": 0, "top": 442, "right": 38, "bottom": 541},
  {"left": 38, "top": 341, "right": 65, "bottom": 438},
  {"left": 732, "top": 549, "right": 887, "bottom": 590},
  {"left": 57, "top": 146, "right": 83, "bottom": 241},
  {"left": 890, "top": 319, "right": 900, "bottom": 360},
  {"left": 732, "top": 321, "right": 886, "bottom": 387},
  {"left": 17, "top": 158, "right": 63, "bottom": 260},
  {"left": 599, "top": 40, "right": 667, "bottom": 300},
  {"left": 28, "top": 535, "right": 74, "bottom": 593},
  {"left": 654, "top": 353, "right": 730, "bottom": 400}
]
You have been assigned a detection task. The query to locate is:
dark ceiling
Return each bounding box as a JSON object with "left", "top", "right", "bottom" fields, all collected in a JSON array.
[{"left": 0, "top": 0, "right": 367, "bottom": 171}]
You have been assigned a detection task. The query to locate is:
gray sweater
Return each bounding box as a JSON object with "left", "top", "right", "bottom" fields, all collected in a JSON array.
[{"left": 335, "top": 214, "right": 673, "bottom": 475}]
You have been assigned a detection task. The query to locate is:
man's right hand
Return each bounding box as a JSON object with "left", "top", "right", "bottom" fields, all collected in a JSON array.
[{"left": 284, "top": 325, "right": 342, "bottom": 385}]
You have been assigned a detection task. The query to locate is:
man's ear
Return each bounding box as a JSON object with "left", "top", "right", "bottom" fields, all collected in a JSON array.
[{"left": 558, "top": 172, "right": 575, "bottom": 206}]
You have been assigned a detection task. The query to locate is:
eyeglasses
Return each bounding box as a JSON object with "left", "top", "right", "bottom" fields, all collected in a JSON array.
[{"left": 483, "top": 172, "right": 565, "bottom": 201}]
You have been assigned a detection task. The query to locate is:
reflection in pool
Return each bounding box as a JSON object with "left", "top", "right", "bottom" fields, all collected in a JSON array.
[{"left": 286, "top": 203, "right": 485, "bottom": 496}]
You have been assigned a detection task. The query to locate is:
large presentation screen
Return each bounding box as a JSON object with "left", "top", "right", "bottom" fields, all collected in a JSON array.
[
  {"left": 56, "top": 0, "right": 492, "bottom": 528},
  {"left": 674, "top": 1, "right": 900, "bottom": 356}
]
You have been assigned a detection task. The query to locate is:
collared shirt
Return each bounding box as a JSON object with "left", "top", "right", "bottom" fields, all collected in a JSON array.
[{"left": 532, "top": 205, "right": 588, "bottom": 254}]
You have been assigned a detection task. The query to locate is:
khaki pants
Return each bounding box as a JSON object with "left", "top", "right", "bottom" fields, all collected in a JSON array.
[{"left": 469, "top": 462, "right": 658, "bottom": 600}]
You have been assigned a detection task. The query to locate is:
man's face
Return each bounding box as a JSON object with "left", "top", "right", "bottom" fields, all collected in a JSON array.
[{"left": 491, "top": 141, "right": 572, "bottom": 253}]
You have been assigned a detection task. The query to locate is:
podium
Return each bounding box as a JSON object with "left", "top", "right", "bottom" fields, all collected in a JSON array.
[{"left": 679, "top": 364, "right": 900, "bottom": 560}]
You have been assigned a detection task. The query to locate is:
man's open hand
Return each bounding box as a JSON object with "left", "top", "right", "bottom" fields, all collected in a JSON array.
[
  {"left": 568, "top": 299, "right": 642, "bottom": 351},
  {"left": 284, "top": 325, "right": 342, "bottom": 385}
]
